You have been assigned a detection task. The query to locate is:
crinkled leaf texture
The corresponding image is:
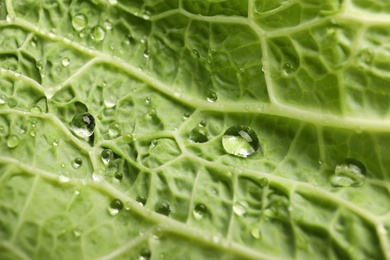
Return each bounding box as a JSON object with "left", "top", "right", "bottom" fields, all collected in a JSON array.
[{"left": 1, "top": 0, "right": 390, "bottom": 259}]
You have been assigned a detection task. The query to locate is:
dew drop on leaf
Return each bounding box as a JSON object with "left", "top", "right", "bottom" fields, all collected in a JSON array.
[
  {"left": 193, "top": 49, "right": 200, "bottom": 58},
  {"left": 139, "top": 249, "right": 151, "bottom": 260},
  {"left": 101, "top": 149, "right": 114, "bottom": 165},
  {"left": 73, "top": 227, "right": 82, "bottom": 237},
  {"left": 222, "top": 125, "right": 260, "bottom": 158},
  {"left": 72, "top": 14, "right": 87, "bottom": 31},
  {"left": 7, "top": 97, "right": 17, "bottom": 108},
  {"left": 71, "top": 113, "right": 95, "bottom": 138},
  {"left": 91, "top": 26, "right": 105, "bottom": 41},
  {"left": 189, "top": 126, "right": 208, "bottom": 143},
  {"left": 92, "top": 171, "right": 104, "bottom": 182},
  {"left": 282, "top": 63, "right": 293, "bottom": 75},
  {"left": 6, "top": 14, "right": 15, "bottom": 23},
  {"left": 108, "top": 198, "right": 123, "bottom": 216},
  {"left": 72, "top": 157, "right": 83, "bottom": 169},
  {"left": 58, "top": 175, "right": 70, "bottom": 183},
  {"left": 199, "top": 120, "right": 207, "bottom": 127},
  {"left": 52, "top": 140, "right": 59, "bottom": 146},
  {"left": 331, "top": 158, "right": 366, "bottom": 187},
  {"left": 108, "top": 122, "right": 121, "bottom": 138},
  {"left": 104, "top": 95, "right": 117, "bottom": 108},
  {"left": 193, "top": 203, "right": 207, "bottom": 220},
  {"left": 155, "top": 200, "right": 171, "bottom": 216},
  {"left": 136, "top": 195, "right": 147, "bottom": 206},
  {"left": 62, "top": 57, "right": 70, "bottom": 67},
  {"left": 7, "top": 135, "right": 20, "bottom": 148},
  {"left": 251, "top": 227, "right": 261, "bottom": 239},
  {"left": 29, "top": 106, "right": 42, "bottom": 114},
  {"left": 143, "top": 49, "right": 150, "bottom": 59},
  {"left": 0, "top": 94, "right": 7, "bottom": 104},
  {"left": 233, "top": 201, "right": 247, "bottom": 216},
  {"left": 207, "top": 91, "right": 218, "bottom": 102}
]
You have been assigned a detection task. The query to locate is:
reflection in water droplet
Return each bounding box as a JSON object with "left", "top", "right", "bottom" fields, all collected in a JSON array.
[
  {"left": 72, "top": 157, "right": 83, "bottom": 169},
  {"left": 7, "top": 135, "right": 20, "bottom": 148},
  {"left": 101, "top": 149, "right": 114, "bottom": 165},
  {"left": 72, "top": 14, "right": 87, "bottom": 31},
  {"left": 136, "top": 195, "right": 147, "bottom": 206},
  {"left": 193, "top": 203, "right": 207, "bottom": 220},
  {"left": 155, "top": 200, "right": 171, "bottom": 216},
  {"left": 222, "top": 125, "right": 260, "bottom": 158},
  {"left": 108, "top": 198, "right": 123, "bottom": 216},
  {"left": 71, "top": 113, "right": 95, "bottom": 138},
  {"left": 207, "top": 92, "right": 218, "bottom": 102},
  {"left": 189, "top": 126, "right": 208, "bottom": 143},
  {"left": 233, "top": 201, "right": 247, "bottom": 216},
  {"left": 62, "top": 57, "right": 70, "bottom": 67},
  {"left": 91, "top": 26, "right": 105, "bottom": 41},
  {"left": 331, "top": 158, "right": 366, "bottom": 187}
]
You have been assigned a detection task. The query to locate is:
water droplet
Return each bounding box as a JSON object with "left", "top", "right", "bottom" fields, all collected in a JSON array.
[
  {"left": 92, "top": 171, "right": 104, "bottom": 182},
  {"left": 72, "top": 157, "right": 83, "bottom": 169},
  {"left": 48, "top": 29, "right": 56, "bottom": 38},
  {"left": 264, "top": 193, "right": 290, "bottom": 219},
  {"left": 331, "top": 158, "right": 366, "bottom": 187},
  {"left": 29, "top": 106, "right": 42, "bottom": 114},
  {"left": 199, "top": 120, "right": 207, "bottom": 127},
  {"left": 282, "top": 63, "right": 294, "bottom": 75},
  {"left": 108, "top": 198, "right": 123, "bottom": 216},
  {"left": 155, "top": 200, "right": 171, "bottom": 216},
  {"left": 91, "top": 26, "right": 105, "bottom": 41},
  {"left": 222, "top": 125, "right": 260, "bottom": 158},
  {"left": 0, "top": 94, "right": 7, "bottom": 105},
  {"left": 7, "top": 98, "right": 17, "bottom": 108},
  {"left": 259, "top": 178, "right": 269, "bottom": 187},
  {"left": 136, "top": 195, "right": 147, "bottom": 206},
  {"left": 147, "top": 109, "right": 156, "bottom": 117},
  {"left": 104, "top": 21, "right": 112, "bottom": 30},
  {"left": 72, "top": 14, "right": 87, "bottom": 31},
  {"left": 193, "top": 203, "right": 207, "bottom": 220},
  {"left": 114, "top": 171, "right": 123, "bottom": 180},
  {"left": 182, "top": 112, "right": 191, "bottom": 120},
  {"left": 108, "top": 0, "right": 118, "bottom": 4},
  {"left": 261, "top": 65, "right": 268, "bottom": 72},
  {"left": 101, "top": 149, "right": 114, "bottom": 165},
  {"left": 61, "top": 163, "right": 66, "bottom": 168},
  {"left": 58, "top": 175, "right": 70, "bottom": 183},
  {"left": 139, "top": 249, "right": 151, "bottom": 260},
  {"left": 104, "top": 95, "right": 117, "bottom": 108},
  {"left": 233, "top": 201, "right": 247, "bottom": 216},
  {"left": 189, "top": 126, "right": 208, "bottom": 143},
  {"left": 73, "top": 227, "right": 82, "bottom": 237},
  {"left": 108, "top": 122, "right": 121, "bottom": 139},
  {"left": 251, "top": 227, "right": 261, "bottom": 239},
  {"left": 52, "top": 140, "right": 59, "bottom": 146},
  {"left": 62, "top": 57, "right": 70, "bottom": 67},
  {"left": 207, "top": 92, "right": 218, "bottom": 102},
  {"left": 193, "top": 49, "right": 200, "bottom": 58},
  {"left": 6, "top": 14, "right": 15, "bottom": 23},
  {"left": 142, "top": 10, "right": 151, "bottom": 20},
  {"left": 360, "top": 48, "right": 374, "bottom": 64},
  {"left": 143, "top": 49, "right": 150, "bottom": 59},
  {"left": 71, "top": 113, "right": 95, "bottom": 138},
  {"left": 7, "top": 135, "right": 20, "bottom": 148}
]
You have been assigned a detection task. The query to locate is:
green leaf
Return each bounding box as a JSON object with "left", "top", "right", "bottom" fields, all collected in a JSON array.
[{"left": 1, "top": 0, "right": 390, "bottom": 259}]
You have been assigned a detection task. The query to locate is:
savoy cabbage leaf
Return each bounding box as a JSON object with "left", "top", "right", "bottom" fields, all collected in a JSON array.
[{"left": 1, "top": 0, "right": 390, "bottom": 259}]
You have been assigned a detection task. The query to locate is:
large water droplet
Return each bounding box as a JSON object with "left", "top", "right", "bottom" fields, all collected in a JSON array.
[
  {"left": 62, "top": 57, "right": 70, "bottom": 67},
  {"left": 155, "top": 201, "right": 171, "bottom": 216},
  {"left": 101, "top": 149, "right": 114, "bottom": 165},
  {"left": 7, "top": 135, "right": 20, "bottom": 148},
  {"left": 108, "top": 198, "right": 123, "bottom": 216},
  {"left": 91, "top": 26, "right": 105, "bottom": 41},
  {"left": 72, "top": 14, "right": 87, "bottom": 31},
  {"left": 207, "top": 92, "right": 218, "bottom": 102},
  {"left": 233, "top": 201, "right": 247, "bottom": 216},
  {"left": 222, "top": 125, "right": 260, "bottom": 158},
  {"left": 71, "top": 113, "right": 95, "bottom": 138},
  {"left": 189, "top": 126, "right": 208, "bottom": 143},
  {"left": 331, "top": 158, "right": 366, "bottom": 187},
  {"left": 136, "top": 195, "right": 147, "bottom": 206},
  {"left": 193, "top": 203, "right": 207, "bottom": 220},
  {"left": 72, "top": 157, "right": 83, "bottom": 169}
]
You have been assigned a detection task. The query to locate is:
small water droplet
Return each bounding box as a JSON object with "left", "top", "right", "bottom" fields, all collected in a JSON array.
[
  {"left": 7, "top": 98, "right": 17, "bottom": 108},
  {"left": 108, "top": 122, "right": 121, "bottom": 138},
  {"left": 143, "top": 49, "right": 150, "bottom": 58},
  {"left": 91, "top": 26, "right": 105, "bottom": 41},
  {"left": 62, "top": 57, "right": 70, "bottom": 67},
  {"left": 72, "top": 14, "right": 87, "bottom": 31},
  {"left": 182, "top": 112, "right": 191, "bottom": 120},
  {"left": 7, "top": 135, "right": 20, "bottom": 148},
  {"left": 73, "top": 227, "right": 82, "bottom": 237},
  {"left": 264, "top": 193, "right": 290, "bottom": 219},
  {"left": 199, "top": 120, "right": 207, "bottom": 127},
  {"left": 108, "top": 198, "right": 123, "bottom": 216},
  {"left": 0, "top": 94, "right": 7, "bottom": 105},
  {"left": 207, "top": 92, "right": 218, "bottom": 102},
  {"left": 29, "top": 106, "right": 42, "bottom": 114},
  {"left": 282, "top": 63, "right": 294, "bottom": 75},
  {"left": 233, "top": 201, "right": 247, "bottom": 216},
  {"left": 6, "top": 14, "right": 15, "bottom": 23},
  {"left": 101, "top": 149, "right": 114, "bottom": 165},
  {"left": 147, "top": 109, "right": 156, "bottom": 117},
  {"left": 331, "top": 158, "right": 366, "bottom": 187},
  {"left": 193, "top": 203, "right": 207, "bottom": 220},
  {"left": 136, "top": 195, "right": 147, "bottom": 206},
  {"left": 360, "top": 48, "right": 374, "bottom": 64},
  {"left": 104, "top": 21, "right": 112, "bottom": 30},
  {"left": 71, "top": 113, "right": 95, "bottom": 138},
  {"left": 92, "top": 171, "right": 104, "bottom": 182},
  {"left": 145, "top": 96, "right": 151, "bottom": 104},
  {"left": 193, "top": 49, "right": 200, "bottom": 58},
  {"left": 48, "top": 29, "right": 56, "bottom": 38},
  {"left": 139, "top": 249, "right": 151, "bottom": 260},
  {"left": 104, "top": 95, "right": 117, "bottom": 108},
  {"left": 52, "top": 140, "right": 59, "bottom": 146},
  {"left": 189, "top": 126, "right": 208, "bottom": 143},
  {"left": 142, "top": 10, "right": 151, "bottom": 20},
  {"left": 72, "top": 157, "right": 83, "bottom": 169},
  {"left": 58, "top": 175, "right": 70, "bottom": 183},
  {"left": 61, "top": 163, "right": 66, "bottom": 168},
  {"left": 251, "top": 227, "right": 261, "bottom": 239},
  {"left": 114, "top": 171, "right": 123, "bottom": 180},
  {"left": 155, "top": 200, "right": 171, "bottom": 216},
  {"left": 108, "top": 0, "right": 118, "bottom": 4},
  {"left": 222, "top": 125, "right": 260, "bottom": 158},
  {"left": 29, "top": 130, "right": 36, "bottom": 137},
  {"left": 259, "top": 177, "right": 269, "bottom": 187}
]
